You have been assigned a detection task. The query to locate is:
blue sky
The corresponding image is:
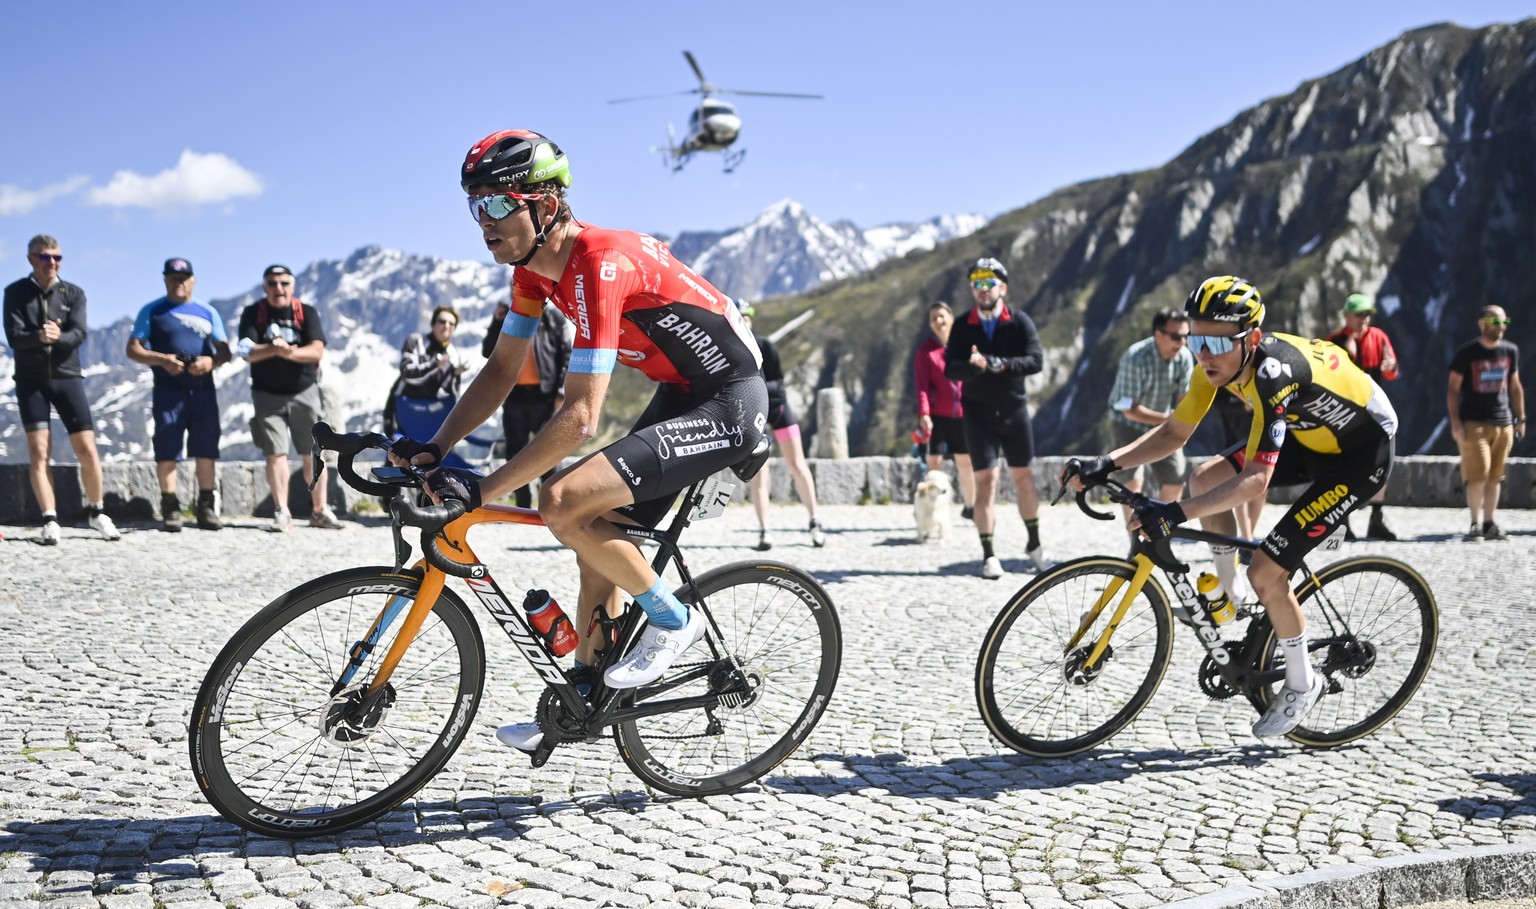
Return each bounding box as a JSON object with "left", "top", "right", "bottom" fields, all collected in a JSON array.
[{"left": 3, "top": 1, "right": 1531, "bottom": 325}]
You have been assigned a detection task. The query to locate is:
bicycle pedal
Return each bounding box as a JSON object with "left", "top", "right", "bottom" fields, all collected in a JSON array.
[{"left": 529, "top": 740, "right": 556, "bottom": 768}]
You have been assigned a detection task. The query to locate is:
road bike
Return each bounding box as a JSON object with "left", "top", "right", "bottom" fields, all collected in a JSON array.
[
  {"left": 975, "top": 472, "right": 1437, "bottom": 757},
  {"left": 189, "top": 424, "right": 841, "bottom": 838}
]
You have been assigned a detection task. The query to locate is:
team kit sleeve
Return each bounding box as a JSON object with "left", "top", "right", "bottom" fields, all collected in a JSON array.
[
  {"left": 564, "top": 248, "right": 642, "bottom": 376},
  {"left": 504, "top": 269, "right": 551, "bottom": 339},
  {"left": 1170, "top": 367, "right": 1218, "bottom": 431}
]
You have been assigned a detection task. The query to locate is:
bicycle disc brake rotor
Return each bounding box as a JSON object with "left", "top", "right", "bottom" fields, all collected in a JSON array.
[
  {"left": 1062, "top": 646, "right": 1110, "bottom": 686},
  {"left": 1327, "top": 637, "right": 1377, "bottom": 679},
  {"left": 709, "top": 658, "right": 764, "bottom": 714},
  {"left": 320, "top": 682, "right": 397, "bottom": 747}
]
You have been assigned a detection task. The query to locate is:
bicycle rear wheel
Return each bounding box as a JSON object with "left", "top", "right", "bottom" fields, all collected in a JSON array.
[
  {"left": 188, "top": 567, "right": 485, "bottom": 838},
  {"left": 614, "top": 561, "right": 841, "bottom": 796},
  {"left": 976, "top": 557, "right": 1174, "bottom": 757},
  {"left": 1255, "top": 556, "right": 1437, "bottom": 747}
]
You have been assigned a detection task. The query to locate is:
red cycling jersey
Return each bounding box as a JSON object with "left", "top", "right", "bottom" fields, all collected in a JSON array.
[{"left": 507, "top": 226, "right": 761, "bottom": 390}]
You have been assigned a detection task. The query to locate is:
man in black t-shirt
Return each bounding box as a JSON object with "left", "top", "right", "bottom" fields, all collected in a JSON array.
[
  {"left": 1447, "top": 304, "right": 1525, "bottom": 542},
  {"left": 236, "top": 264, "right": 340, "bottom": 531}
]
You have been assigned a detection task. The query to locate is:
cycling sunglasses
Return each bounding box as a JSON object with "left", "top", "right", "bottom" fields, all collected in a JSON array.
[
  {"left": 1188, "top": 333, "right": 1244, "bottom": 356},
  {"left": 971, "top": 278, "right": 1000, "bottom": 291},
  {"left": 467, "top": 191, "right": 540, "bottom": 221}
]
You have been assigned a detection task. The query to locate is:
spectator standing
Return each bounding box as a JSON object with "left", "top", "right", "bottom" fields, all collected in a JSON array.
[
  {"left": 914, "top": 301, "right": 975, "bottom": 518},
  {"left": 944, "top": 257, "right": 1048, "bottom": 580},
  {"left": 1448, "top": 304, "right": 1524, "bottom": 542},
  {"left": 126, "top": 258, "right": 231, "bottom": 531},
  {"left": 737, "top": 299, "right": 825, "bottom": 551},
  {"left": 481, "top": 296, "right": 573, "bottom": 507},
  {"left": 1325, "top": 292, "right": 1401, "bottom": 540},
  {"left": 399, "top": 305, "right": 469, "bottom": 400},
  {"left": 2, "top": 234, "right": 119, "bottom": 544},
  {"left": 1106, "top": 308, "right": 1194, "bottom": 540},
  {"left": 236, "top": 264, "right": 342, "bottom": 531}
]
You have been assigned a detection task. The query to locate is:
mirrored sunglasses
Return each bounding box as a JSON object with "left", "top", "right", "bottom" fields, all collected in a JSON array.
[
  {"left": 467, "top": 191, "right": 538, "bottom": 221},
  {"left": 971, "top": 278, "right": 999, "bottom": 291},
  {"left": 1482, "top": 317, "right": 1511, "bottom": 326},
  {"left": 1189, "top": 333, "right": 1239, "bottom": 356}
]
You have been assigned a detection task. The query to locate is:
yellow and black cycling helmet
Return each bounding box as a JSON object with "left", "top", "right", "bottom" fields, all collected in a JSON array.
[{"left": 1185, "top": 275, "right": 1264, "bottom": 328}]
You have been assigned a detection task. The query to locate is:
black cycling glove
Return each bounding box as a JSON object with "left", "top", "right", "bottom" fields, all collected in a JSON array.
[
  {"left": 1135, "top": 499, "right": 1186, "bottom": 540},
  {"left": 428, "top": 468, "right": 483, "bottom": 511},
  {"left": 391, "top": 436, "right": 442, "bottom": 467},
  {"left": 1076, "top": 455, "right": 1119, "bottom": 486}
]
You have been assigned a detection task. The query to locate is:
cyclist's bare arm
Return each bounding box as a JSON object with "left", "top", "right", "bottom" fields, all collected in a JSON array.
[
  {"left": 477, "top": 370, "right": 610, "bottom": 503},
  {"left": 422, "top": 331, "right": 532, "bottom": 456},
  {"left": 1175, "top": 459, "right": 1272, "bottom": 523}
]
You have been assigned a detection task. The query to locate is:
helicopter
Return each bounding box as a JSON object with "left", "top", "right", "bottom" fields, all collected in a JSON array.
[{"left": 608, "top": 51, "right": 823, "bottom": 173}]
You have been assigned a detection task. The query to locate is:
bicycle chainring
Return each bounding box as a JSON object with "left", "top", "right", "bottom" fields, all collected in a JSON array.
[
  {"left": 1197, "top": 655, "right": 1240, "bottom": 700},
  {"left": 536, "top": 689, "right": 592, "bottom": 746}
]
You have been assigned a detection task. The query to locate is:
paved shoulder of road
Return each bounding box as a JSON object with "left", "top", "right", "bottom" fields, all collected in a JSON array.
[{"left": 1, "top": 502, "right": 1533, "bottom": 908}]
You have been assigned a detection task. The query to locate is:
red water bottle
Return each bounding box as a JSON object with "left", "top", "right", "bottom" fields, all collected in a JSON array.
[{"left": 523, "top": 589, "right": 578, "bottom": 656}]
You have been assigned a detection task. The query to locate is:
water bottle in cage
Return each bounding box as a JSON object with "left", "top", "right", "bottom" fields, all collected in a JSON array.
[{"left": 522, "top": 589, "right": 578, "bottom": 656}]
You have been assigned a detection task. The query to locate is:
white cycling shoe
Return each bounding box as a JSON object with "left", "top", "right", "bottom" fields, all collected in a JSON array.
[
  {"left": 496, "top": 723, "right": 543, "bottom": 754},
  {"left": 1252, "top": 674, "right": 1325, "bottom": 737},
  {"left": 603, "top": 609, "right": 705, "bottom": 689}
]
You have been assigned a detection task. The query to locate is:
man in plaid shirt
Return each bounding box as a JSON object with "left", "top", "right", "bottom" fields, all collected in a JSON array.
[{"left": 1106, "top": 308, "right": 1195, "bottom": 531}]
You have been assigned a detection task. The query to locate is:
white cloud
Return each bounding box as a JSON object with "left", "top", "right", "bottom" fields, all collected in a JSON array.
[
  {"left": 0, "top": 176, "right": 89, "bottom": 216},
  {"left": 88, "top": 150, "right": 263, "bottom": 211}
]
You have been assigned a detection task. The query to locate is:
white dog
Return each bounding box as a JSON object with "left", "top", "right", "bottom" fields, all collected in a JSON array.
[{"left": 914, "top": 470, "right": 954, "bottom": 543}]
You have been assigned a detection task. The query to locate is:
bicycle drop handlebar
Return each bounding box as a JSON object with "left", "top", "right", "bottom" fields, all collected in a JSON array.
[{"left": 311, "top": 422, "right": 481, "bottom": 578}]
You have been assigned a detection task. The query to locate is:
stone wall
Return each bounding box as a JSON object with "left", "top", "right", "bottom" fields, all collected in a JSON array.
[{"left": 1, "top": 456, "right": 1531, "bottom": 522}]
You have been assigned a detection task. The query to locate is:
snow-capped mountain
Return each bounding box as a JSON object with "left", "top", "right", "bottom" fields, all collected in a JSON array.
[
  {"left": 0, "top": 201, "right": 985, "bottom": 463},
  {"left": 667, "top": 200, "right": 986, "bottom": 299}
]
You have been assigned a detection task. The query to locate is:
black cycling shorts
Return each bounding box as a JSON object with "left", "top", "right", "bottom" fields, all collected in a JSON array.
[
  {"left": 604, "top": 375, "right": 769, "bottom": 528},
  {"left": 1221, "top": 433, "right": 1394, "bottom": 571},
  {"left": 925, "top": 414, "right": 968, "bottom": 458},
  {"left": 15, "top": 376, "right": 95, "bottom": 434},
  {"left": 767, "top": 396, "right": 797, "bottom": 432},
  {"left": 963, "top": 403, "right": 1035, "bottom": 470}
]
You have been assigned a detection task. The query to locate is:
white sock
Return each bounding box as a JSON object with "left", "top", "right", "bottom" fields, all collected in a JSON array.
[
  {"left": 1211, "top": 545, "right": 1239, "bottom": 596},
  {"left": 1279, "top": 633, "right": 1315, "bottom": 691}
]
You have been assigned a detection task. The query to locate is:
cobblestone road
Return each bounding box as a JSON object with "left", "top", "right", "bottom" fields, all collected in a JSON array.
[{"left": 2, "top": 501, "right": 1534, "bottom": 908}]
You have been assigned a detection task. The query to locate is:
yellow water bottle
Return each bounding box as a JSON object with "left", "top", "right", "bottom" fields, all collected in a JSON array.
[{"left": 1196, "top": 572, "right": 1236, "bottom": 625}]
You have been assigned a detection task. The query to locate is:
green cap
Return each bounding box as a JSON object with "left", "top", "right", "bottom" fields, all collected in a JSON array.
[{"left": 1344, "top": 293, "right": 1375, "bottom": 314}]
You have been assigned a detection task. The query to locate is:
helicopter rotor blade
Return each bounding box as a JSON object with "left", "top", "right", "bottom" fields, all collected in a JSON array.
[
  {"left": 606, "top": 89, "right": 703, "bottom": 104},
  {"left": 683, "top": 50, "right": 711, "bottom": 91},
  {"left": 718, "top": 89, "right": 825, "bottom": 99}
]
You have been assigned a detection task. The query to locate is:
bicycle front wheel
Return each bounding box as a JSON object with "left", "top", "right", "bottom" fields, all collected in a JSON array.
[
  {"left": 976, "top": 557, "right": 1174, "bottom": 757},
  {"left": 1256, "top": 556, "right": 1438, "bottom": 747},
  {"left": 188, "top": 567, "right": 485, "bottom": 838},
  {"left": 615, "top": 561, "right": 841, "bottom": 796}
]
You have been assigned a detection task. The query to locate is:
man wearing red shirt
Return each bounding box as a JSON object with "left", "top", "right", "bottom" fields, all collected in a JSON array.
[
  {"left": 1325, "top": 293, "right": 1400, "bottom": 541},
  {"left": 394, "top": 130, "right": 769, "bottom": 755}
]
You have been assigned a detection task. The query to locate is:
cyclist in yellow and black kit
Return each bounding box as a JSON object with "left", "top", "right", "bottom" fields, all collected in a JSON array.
[{"left": 1066, "top": 276, "right": 1397, "bottom": 738}]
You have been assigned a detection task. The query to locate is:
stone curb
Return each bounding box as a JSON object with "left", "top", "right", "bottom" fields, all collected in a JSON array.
[{"left": 1164, "top": 843, "right": 1536, "bottom": 908}]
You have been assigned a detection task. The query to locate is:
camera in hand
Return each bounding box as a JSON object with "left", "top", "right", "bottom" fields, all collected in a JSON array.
[{"left": 175, "top": 353, "right": 197, "bottom": 366}]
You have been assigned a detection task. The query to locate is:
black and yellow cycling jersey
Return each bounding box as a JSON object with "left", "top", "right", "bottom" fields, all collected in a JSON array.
[{"left": 1173, "top": 333, "right": 1398, "bottom": 466}]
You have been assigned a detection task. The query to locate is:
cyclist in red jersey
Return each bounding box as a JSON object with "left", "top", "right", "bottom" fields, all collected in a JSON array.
[{"left": 392, "top": 130, "right": 769, "bottom": 753}]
